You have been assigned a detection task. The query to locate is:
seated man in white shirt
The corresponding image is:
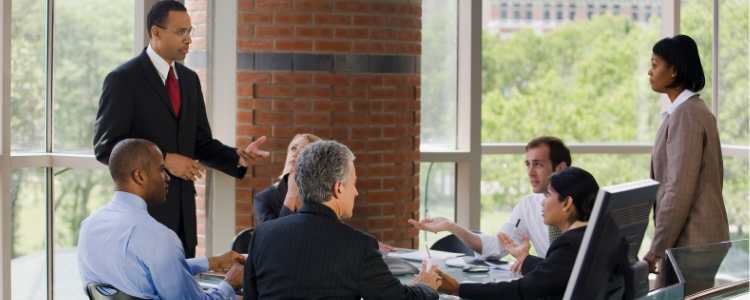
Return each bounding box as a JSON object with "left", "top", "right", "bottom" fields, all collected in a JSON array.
[
  {"left": 78, "top": 138, "right": 245, "bottom": 299},
  {"left": 409, "top": 136, "right": 571, "bottom": 260}
]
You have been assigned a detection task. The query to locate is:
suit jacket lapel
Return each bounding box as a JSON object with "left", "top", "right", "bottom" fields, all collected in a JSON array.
[{"left": 139, "top": 50, "right": 177, "bottom": 118}]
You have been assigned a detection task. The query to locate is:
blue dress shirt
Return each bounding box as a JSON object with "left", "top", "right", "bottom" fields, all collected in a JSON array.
[{"left": 78, "top": 191, "right": 237, "bottom": 300}]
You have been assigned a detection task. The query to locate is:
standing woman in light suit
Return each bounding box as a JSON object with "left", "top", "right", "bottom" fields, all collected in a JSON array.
[{"left": 645, "top": 35, "right": 729, "bottom": 292}]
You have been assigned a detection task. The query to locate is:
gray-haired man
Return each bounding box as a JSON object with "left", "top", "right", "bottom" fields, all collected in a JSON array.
[{"left": 243, "top": 141, "right": 441, "bottom": 300}]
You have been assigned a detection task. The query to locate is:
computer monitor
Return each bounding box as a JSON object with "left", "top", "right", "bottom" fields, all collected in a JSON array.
[{"left": 564, "top": 179, "right": 659, "bottom": 300}]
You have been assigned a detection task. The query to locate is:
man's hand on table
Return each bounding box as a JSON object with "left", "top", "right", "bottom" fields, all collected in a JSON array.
[
  {"left": 378, "top": 241, "right": 396, "bottom": 252},
  {"left": 208, "top": 251, "right": 246, "bottom": 271},
  {"left": 223, "top": 264, "right": 244, "bottom": 290},
  {"left": 435, "top": 269, "right": 459, "bottom": 296},
  {"left": 409, "top": 260, "right": 442, "bottom": 291}
]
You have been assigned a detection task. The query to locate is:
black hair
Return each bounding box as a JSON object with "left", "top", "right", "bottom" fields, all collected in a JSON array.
[
  {"left": 652, "top": 35, "right": 706, "bottom": 92},
  {"left": 526, "top": 136, "right": 572, "bottom": 169},
  {"left": 549, "top": 167, "right": 599, "bottom": 222},
  {"left": 146, "top": 0, "right": 187, "bottom": 38},
  {"left": 109, "top": 139, "right": 159, "bottom": 183}
]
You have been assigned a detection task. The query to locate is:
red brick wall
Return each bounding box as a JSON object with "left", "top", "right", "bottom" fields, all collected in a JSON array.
[
  {"left": 235, "top": 0, "right": 423, "bottom": 249},
  {"left": 186, "top": 0, "right": 210, "bottom": 258}
]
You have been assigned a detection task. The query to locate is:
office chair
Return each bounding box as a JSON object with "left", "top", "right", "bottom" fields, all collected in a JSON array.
[
  {"left": 230, "top": 227, "right": 255, "bottom": 254},
  {"left": 430, "top": 230, "right": 483, "bottom": 257},
  {"left": 86, "top": 283, "right": 146, "bottom": 300}
]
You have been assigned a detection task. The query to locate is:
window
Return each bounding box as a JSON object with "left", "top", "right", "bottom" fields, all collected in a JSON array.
[
  {"left": 632, "top": 5, "right": 639, "bottom": 20},
  {"left": 419, "top": 163, "right": 457, "bottom": 248},
  {"left": 681, "top": 0, "right": 713, "bottom": 109},
  {"left": 501, "top": 3, "right": 508, "bottom": 19},
  {"left": 588, "top": 4, "right": 594, "bottom": 18},
  {"left": 514, "top": 3, "right": 521, "bottom": 19},
  {"left": 421, "top": 0, "right": 458, "bottom": 150},
  {"left": 569, "top": 4, "right": 576, "bottom": 19},
  {"left": 601, "top": 4, "right": 607, "bottom": 14},
  {"left": 10, "top": 0, "right": 46, "bottom": 153},
  {"left": 557, "top": 4, "right": 563, "bottom": 19},
  {"left": 526, "top": 3, "right": 533, "bottom": 20},
  {"left": 10, "top": 168, "right": 47, "bottom": 300},
  {"left": 717, "top": 0, "right": 749, "bottom": 148},
  {"left": 544, "top": 3, "right": 550, "bottom": 19},
  {"left": 644, "top": 5, "right": 652, "bottom": 22},
  {"left": 614, "top": 4, "right": 620, "bottom": 14}
]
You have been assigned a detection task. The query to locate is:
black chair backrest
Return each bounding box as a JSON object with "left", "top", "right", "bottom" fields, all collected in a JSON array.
[
  {"left": 86, "top": 284, "right": 146, "bottom": 300},
  {"left": 231, "top": 227, "right": 255, "bottom": 254},
  {"left": 429, "top": 231, "right": 483, "bottom": 257}
]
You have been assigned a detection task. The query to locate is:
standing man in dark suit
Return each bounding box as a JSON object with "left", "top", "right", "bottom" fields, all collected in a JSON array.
[
  {"left": 244, "top": 141, "right": 441, "bottom": 300},
  {"left": 93, "top": 1, "right": 268, "bottom": 258}
]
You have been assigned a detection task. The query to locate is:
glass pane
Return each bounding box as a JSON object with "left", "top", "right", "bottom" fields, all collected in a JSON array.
[
  {"left": 53, "top": 168, "right": 114, "bottom": 300},
  {"left": 718, "top": 0, "right": 749, "bottom": 147},
  {"left": 723, "top": 156, "right": 749, "bottom": 240},
  {"left": 418, "top": 163, "right": 456, "bottom": 248},
  {"left": 10, "top": 168, "right": 47, "bottom": 300},
  {"left": 11, "top": 0, "right": 46, "bottom": 153},
  {"left": 421, "top": 0, "right": 458, "bottom": 150},
  {"left": 482, "top": 0, "right": 662, "bottom": 143},
  {"left": 53, "top": 0, "right": 134, "bottom": 153},
  {"left": 680, "top": 0, "right": 713, "bottom": 109}
]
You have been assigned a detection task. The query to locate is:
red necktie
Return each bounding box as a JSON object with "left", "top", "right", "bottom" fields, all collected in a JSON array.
[{"left": 166, "top": 66, "right": 181, "bottom": 117}]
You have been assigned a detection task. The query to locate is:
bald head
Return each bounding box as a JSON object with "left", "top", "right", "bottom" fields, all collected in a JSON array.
[{"left": 109, "top": 139, "right": 159, "bottom": 184}]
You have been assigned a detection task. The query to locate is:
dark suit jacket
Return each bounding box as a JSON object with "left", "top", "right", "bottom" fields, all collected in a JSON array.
[
  {"left": 244, "top": 203, "right": 438, "bottom": 300},
  {"left": 93, "top": 49, "right": 247, "bottom": 256},
  {"left": 253, "top": 173, "right": 295, "bottom": 224},
  {"left": 459, "top": 226, "right": 587, "bottom": 300}
]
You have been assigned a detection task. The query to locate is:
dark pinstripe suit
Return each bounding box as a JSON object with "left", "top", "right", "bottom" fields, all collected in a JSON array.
[{"left": 244, "top": 203, "right": 438, "bottom": 300}]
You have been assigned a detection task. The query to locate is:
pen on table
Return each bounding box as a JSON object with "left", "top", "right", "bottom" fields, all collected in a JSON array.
[
  {"left": 510, "top": 219, "right": 521, "bottom": 240},
  {"left": 425, "top": 245, "right": 432, "bottom": 258}
]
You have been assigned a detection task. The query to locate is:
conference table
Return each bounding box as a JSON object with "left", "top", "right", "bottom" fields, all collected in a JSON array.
[{"left": 196, "top": 251, "right": 518, "bottom": 299}]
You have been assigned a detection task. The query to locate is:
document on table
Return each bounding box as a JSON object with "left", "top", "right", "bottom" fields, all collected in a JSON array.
[{"left": 388, "top": 249, "right": 465, "bottom": 261}]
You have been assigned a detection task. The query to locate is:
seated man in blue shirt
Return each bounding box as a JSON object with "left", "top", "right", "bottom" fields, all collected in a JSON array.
[{"left": 78, "top": 138, "right": 245, "bottom": 299}]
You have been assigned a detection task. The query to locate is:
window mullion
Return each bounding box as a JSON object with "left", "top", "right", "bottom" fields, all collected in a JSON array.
[{"left": 44, "top": 0, "right": 55, "bottom": 299}]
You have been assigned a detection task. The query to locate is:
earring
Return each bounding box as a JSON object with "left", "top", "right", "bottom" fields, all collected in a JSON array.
[{"left": 671, "top": 74, "right": 675, "bottom": 77}]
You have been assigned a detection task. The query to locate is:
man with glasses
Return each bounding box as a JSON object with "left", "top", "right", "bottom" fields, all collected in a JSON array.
[{"left": 93, "top": 0, "right": 268, "bottom": 258}]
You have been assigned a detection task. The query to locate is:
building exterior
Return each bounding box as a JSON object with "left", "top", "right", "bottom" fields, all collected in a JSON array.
[{"left": 482, "top": 0, "right": 662, "bottom": 37}]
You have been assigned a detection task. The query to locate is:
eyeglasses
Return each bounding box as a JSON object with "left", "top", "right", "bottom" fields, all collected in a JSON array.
[{"left": 157, "top": 26, "right": 196, "bottom": 37}]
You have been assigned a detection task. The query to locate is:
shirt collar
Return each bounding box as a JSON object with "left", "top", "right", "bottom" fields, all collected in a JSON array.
[
  {"left": 661, "top": 89, "right": 698, "bottom": 122},
  {"left": 112, "top": 191, "right": 148, "bottom": 212},
  {"left": 146, "top": 45, "right": 178, "bottom": 82}
]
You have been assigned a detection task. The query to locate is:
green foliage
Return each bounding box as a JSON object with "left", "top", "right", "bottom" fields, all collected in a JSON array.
[
  {"left": 10, "top": 0, "right": 132, "bottom": 258},
  {"left": 480, "top": 0, "right": 749, "bottom": 234}
]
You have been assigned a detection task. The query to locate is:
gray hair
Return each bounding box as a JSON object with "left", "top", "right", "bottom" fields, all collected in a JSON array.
[{"left": 294, "top": 141, "right": 355, "bottom": 204}]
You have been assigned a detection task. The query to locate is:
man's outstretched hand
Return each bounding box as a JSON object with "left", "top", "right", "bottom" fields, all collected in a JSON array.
[{"left": 238, "top": 136, "right": 270, "bottom": 167}]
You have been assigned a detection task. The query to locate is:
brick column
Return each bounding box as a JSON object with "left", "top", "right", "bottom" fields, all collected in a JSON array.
[
  {"left": 235, "top": 0, "right": 422, "bottom": 249},
  {"left": 186, "top": 0, "right": 210, "bottom": 257}
]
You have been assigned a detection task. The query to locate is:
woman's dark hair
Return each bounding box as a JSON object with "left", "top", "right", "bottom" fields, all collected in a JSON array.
[
  {"left": 652, "top": 35, "right": 705, "bottom": 92},
  {"left": 549, "top": 167, "right": 599, "bottom": 222},
  {"left": 147, "top": 1, "right": 187, "bottom": 38}
]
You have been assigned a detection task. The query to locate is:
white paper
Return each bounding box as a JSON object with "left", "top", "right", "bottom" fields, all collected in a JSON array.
[{"left": 388, "top": 249, "right": 465, "bottom": 261}]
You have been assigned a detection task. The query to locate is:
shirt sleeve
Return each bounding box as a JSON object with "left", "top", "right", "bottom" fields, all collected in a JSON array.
[
  {"left": 149, "top": 230, "right": 237, "bottom": 300},
  {"left": 187, "top": 257, "right": 209, "bottom": 275},
  {"left": 475, "top": 201, "right": 526, "bottom": 260}
]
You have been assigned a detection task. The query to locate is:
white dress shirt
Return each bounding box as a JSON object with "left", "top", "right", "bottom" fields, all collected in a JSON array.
[
  {"left": 661, "top": 89, "right": 698, "bottom": 122},
  {"left": 146, "top": 45, "right": 179, "bottom": 84},
  {"left": 475, "top": 193, "right": 550, "bottom": 259}
]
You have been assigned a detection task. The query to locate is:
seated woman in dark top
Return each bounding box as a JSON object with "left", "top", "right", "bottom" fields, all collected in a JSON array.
[
  {"left": 253, "top": 133, "right": 395, "bottom": 251},
  {"left": 437, "top": 167, "right": 599, "bottom": 300},
  {"left": 253, "top": 133, "right": 321, "bottom": 223}
]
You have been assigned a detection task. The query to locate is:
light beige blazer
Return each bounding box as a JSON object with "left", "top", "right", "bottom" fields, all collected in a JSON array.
[{"left": 650, "top": 94, "right": 729, "bottom": 259}]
